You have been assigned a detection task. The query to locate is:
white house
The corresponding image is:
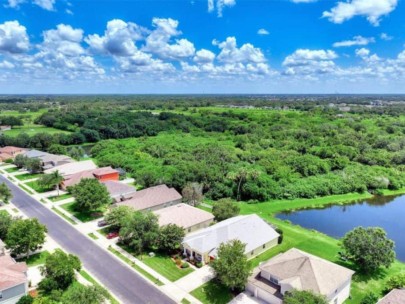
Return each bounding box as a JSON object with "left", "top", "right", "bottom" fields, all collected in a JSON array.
[
  {"left": 182, "top": 214, "right": 279, "bottom": 264},
  {"left": 246, "top": 248, "right": 355, "bottom": 304}
]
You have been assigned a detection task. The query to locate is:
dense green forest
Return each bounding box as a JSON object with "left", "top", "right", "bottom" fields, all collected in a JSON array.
[{"left": 2, "top": 96, "right": 405, "bottom": 202}]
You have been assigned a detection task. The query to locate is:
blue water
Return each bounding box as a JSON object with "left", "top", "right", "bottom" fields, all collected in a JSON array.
[{"left": 276, "top": 195, "right": 405, "bottom": 261}]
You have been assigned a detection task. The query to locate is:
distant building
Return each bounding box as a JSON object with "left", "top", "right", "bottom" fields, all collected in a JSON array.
[
  {"left": 182, "top": 214, "right": 279, "bottom": 264},
  {"left": 377, "top": 289, "right": 405, "bottom": 304},
  {"left": 44, "top": 160, "right": 97, "bottom": 176},
  {"left": 0, "top": 250, "right": 28, "bottom": 304},
  {"left": 0, "top": 147, "right": 27, "bottom": 162},
  {"left": 115, "top": 184, "right": 182, "bottom": 212},
  {"left": 246, "top": 248, "right": 354, "bottom": 304},
  {"left": 154, "top": 203, "right": 214, "bottom": 233},
  {"left": 62, "top": 167, "right": 119, "bottom": 189}
]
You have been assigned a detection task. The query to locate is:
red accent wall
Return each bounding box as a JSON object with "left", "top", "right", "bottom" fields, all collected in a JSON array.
[{"left": 96, "top": 172, "right": 119, "bottom": 182}]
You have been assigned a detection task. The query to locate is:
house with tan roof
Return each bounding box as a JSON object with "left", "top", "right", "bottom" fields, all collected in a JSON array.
[
  {"left": 0, "top": 146, "right": 27, "bottom": 162},
  {"left": 0, "top": 252, "right": 28, "bottom": 304},
  {"left": 44, "top": 160, "right": 98, "bottom": 176},
  {"left": 182, "top": 214, "right": 279, "bottom": 264},
  {"left": 154, "top": 203, "right": 214, "bottom": 233},
  {"left": 39, "top": 154, "right": 74, "bottom": 170},
  {"left": 62, "top": 166, "right": 119, "bottom": 189},
  {"left": 246, "top": 248, "right": 355, "bottom": 304},
  {"left": 115, "top": 184, "right": 182, "bottom": 212},
  {"left": 102, "top": 180, "right": 137, "bottom": 203},
  {"left": 378, "top": 289, "right": 405, "bottom": 304}
]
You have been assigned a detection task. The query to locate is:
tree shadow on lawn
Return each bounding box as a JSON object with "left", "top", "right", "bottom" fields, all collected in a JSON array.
[{"left": 196, "top": 280, "right": 234, "bottom": 304}]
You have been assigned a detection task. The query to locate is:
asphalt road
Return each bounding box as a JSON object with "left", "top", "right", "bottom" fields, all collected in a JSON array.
[{"left": 0, "top": 175, "right": 175, "bottom": 304}]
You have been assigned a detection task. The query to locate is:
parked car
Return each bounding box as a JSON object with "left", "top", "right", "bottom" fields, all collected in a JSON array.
[
  {"left": 98, "top": 220, "right": 107, "bottom": 227},
  {"left": 107, "top": 232, "right": 119, "bottom": 239}
]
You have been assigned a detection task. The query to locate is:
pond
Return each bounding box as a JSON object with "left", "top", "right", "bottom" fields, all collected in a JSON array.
[{"left": 276, "top": 195, "right": 405, "bottom": 261}]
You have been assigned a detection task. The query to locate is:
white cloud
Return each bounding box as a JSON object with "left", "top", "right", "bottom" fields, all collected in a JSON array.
[
  {"left": 333, "top": 36, "right": 375, "bottom": 47},
  {"left": 7, "top": 0, "right": 56, "bottom": 10},
  {"left": 291, "top": 0, "right": 317, "bottom": 3},
  {"left": 85, "top": 19, "right": 144, "bottom": 56},
  {"left": 143, "top": 18, "right": 195, "bottom": 60},
  {"left": 0, "top": 21, "right": 29, "bottom": 54},
  {"left": 194, "top": 49, "right": 215, "bottom": 63},
  {"left": 42, "top": 24, "right": 84, "bottom": 56},
  {"left": 208, "top": 0, "right": 236, "bottom": 17},
  {"left": 322, "top": 0, "right": 398, "bottom": 26},
  {"left": 214, "top": 36, "right": 266, "bottom": 63},
  {"left": 283, "top": 49, "right": 338, "bottom": 75},
  {"left": 380, "top": 33, "right": 393, "bottom": 41},
  {"left": 0, "top": 60, "right": 15, "bottom": 69},
  {"left": 257, "top": 28, "right": 269, "bottom": 35}
]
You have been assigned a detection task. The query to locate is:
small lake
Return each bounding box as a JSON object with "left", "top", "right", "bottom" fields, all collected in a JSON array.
[{"left": 276, "top": 195, "right": 405, "bottom": 261}]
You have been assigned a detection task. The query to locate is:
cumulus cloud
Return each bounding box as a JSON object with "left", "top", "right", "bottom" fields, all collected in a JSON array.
[
  {"left": 0, "top": 21, "right": 29, "bottom": 54},
  {"left": 333, "top": 36, "right": 375, "bottom": 47},
  {"left": 257, "top": 29, "right": 269, "bottom": 35},
  {"left": 283, "top": 49, "right": 338, "bottom": 75},
  {"left": 143, "top": 18, "right": 195, "bottom": 60},
  {"left": 194, "top": 49, "right": 216, "bottom": 63},
  {"left": 322, "top": 0, "right": 398, "bottom": 26},
  {"left": 208, "top": 0, "right": 236, "bottom": 17},
  {"left": 380, "top": 33, "right": 393, "bottom": 41},
  {"left": 7, "top": 0, "right": 56, "bottom": 11},
  {"left": 214, "top": 37, "right": 266, "bottom": 63}
]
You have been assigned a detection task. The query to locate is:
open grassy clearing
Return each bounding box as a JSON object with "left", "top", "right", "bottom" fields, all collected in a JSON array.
[
  {"left": 60, "top": 201, "right": 105, "bottom": 222},
  {"left": 3, "top": 124, "right": 71, "bottom": 137},
  {"left": 15, "top": 172, "right": 42, "bottom": 181},
  {"left": 17, "top": 251, "right": 50, "bottom": 267},
  {"left": 137, "top": 253, "right": 194, "bottom": 282}
]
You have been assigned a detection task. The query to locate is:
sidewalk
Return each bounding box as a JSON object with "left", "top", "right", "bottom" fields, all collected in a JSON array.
[{"left": 174, "top": 265, "right": 215, "bottom": 292}]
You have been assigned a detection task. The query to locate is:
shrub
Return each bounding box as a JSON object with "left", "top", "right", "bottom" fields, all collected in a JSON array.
[
  {"left": 175, "top": 258, "right": 182, "bottom": 266},
  {"left": 181, "top": 262, "right": 189, "bottom": 269},
  {"left": 16, "top": 295, "right": 34, "bottom": 304},
  {"left": 276, "top": 227, "right": 283, "bottom": 244},
  {"left": 360, "top": 293, "right": 379, "bottom": 304},
  {"left": 384, "top": 273, "right": 405, "bottom": 293},
  {"left": 196, "top": 262, "right": 203, "bottom": 268}
]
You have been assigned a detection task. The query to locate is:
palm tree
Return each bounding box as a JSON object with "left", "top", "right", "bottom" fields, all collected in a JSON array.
[{"left": 38, "top": 170, "right": 64, "bottom": 196}]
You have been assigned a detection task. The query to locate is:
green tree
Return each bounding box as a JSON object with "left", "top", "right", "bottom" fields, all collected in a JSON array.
[
  {"left": 211, "top": 239, "right": 251, "bottom": 290},
  {"left": 158, "top": 224, "right": 185, "bottom": 253},
  {"left": 284, "top": 290, "right": 328, "bottom": 304},
  {"left": 384, "top": 273, "right": 405, "bottom": 293},
  {"left": 227, "top": 167, "right": 260, "bottom": 201},
  {"left": 120, "top": 211, "right": 160, "bottom": 254},
  {"left": 16, "top": 295, "right": 34, "bottom": 304},
  {"left": 69, "top": 179, "right": 111, "bottom": 212},
  {"left": 26, "top": 158, "right": 42, "bottom": 173},
  {"left": 61, "top": 284, "right": 108, "bottom": 304},
  {"left": 37, "top": 171, "right": 64, "bottom": 196},
  {"left": 47, "top": 144, "right": 68, "bottom": 155},
  {"left": 5, "top": 218, "right": 47, "bottom": 258},
  {"left": 14, "top": 154, "right": 28, "bottom": 168},
  {"left": 68, "top": 147, "right": 84, "bottom": 160},
  {"left": 104, "top": 206, "right": 132, "bottom": 231},
  {"left": 360, "top": 293, "right": 379, "bottom": 304},
  {"left": 39, "top": 249, "right": 81, "bottom": 292},
  {"left": 182, "top": 182, "right": 204, "bottom": 206},
  {"left": 0, "top": 211, "right": 12, "bottom": 240},
  {"left": 342, "top": 227, "right": 395, "bottom": 273},
  {"left": 212, "top": 198, "right": 240, "bottom": 221},
  {"left": 0, "top": 182, "right": 12, "bottom": 203}
]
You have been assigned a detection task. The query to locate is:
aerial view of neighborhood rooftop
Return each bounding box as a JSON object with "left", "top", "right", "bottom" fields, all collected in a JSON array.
[{"left": 1, "top": 0, "right": 405, "bottom": 304}]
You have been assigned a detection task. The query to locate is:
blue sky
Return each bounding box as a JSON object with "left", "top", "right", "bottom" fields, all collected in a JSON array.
[{"left": 0, "top": 0, "right": 404, "bottom": 93}]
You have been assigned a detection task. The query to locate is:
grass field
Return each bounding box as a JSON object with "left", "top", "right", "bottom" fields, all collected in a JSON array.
[
  {"left": 191, "top": 281, "right": 233, "bottom": 304},
  {"left": 60, "top": 201, "right": 105, "bottom": 222},
  {"left": 138, "top": 253, "right": 194, "bottom": 282},
  {"left": 15, "top": 173, "right": 42, "bottom": 181},
  {"left": 48, "top": 193, "right": 72, "bottom": 202},
  {"left": 17, "top": 251, "right": 50, "bottom": 267},
  {"left": 5, "top": 167, "right": 20, "bottom": 173},
  {"left": 25, "top": 180, "right": 53, "bottom": 193},
  {"left": 3, "top": 124, "right": 71, "bottom": 137}
]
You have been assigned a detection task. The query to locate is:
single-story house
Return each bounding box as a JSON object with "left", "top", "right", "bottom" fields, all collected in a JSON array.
[
  {"left": 153, "top": 203, "right": 214, "bottom": 233},
  {"left": 0, "top": 147, "right": 27, "bottom": 161},
  {"left": 115, "top": 184, "right": 182, "bottom": 212},
  {"left": 0, "top": 253, "right": 28, "bottom": 304},
  {"left": 182, "top": 214, "right": 279, "bottom": 264},
  {"left": 39, "top": 154, "right": 74, "bottom": 170},
  {"left": 102, "top": 180, "right": 137, "bottom": 203},
  {"left": 246, "top": 248, "right": 355, "bottom": 304},
  {"left": 44, "top": 160, "right": 97, "bottom": 176},
  {"left": 378, "top": 289, "right": 405, "bottom": 304},
  {"left": 62, "top": 167, "right": 119, "bottom": 190},
  {"left": 22, "top": 149, "right": 49, "bottom": 159}
]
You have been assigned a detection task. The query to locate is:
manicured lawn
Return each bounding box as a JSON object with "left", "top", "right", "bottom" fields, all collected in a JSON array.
[
  {"left": 51, "top": 207, "right": 77, "bottom": 225},
  {"left": 60, "top": 201, "right": 105, "bottom": 223},
  {"left": 17, "top": 251, "right": 50, "bottom": 267},
  {"left": 88, "top": 233, "right": 99, "bottom": 240},
  {"left": 190, "top": 281, "right": 233, "bottom": 304},
  {"left": 107, "top": 247, "right": 164, "bottom": 286},
  {"left": 48, "top": 193, "right": 72, "bottom": 202},
  {"left": 19, "top": 184, "right": 34, "bottom": 194},
  {"left": 3, "top": 125, "right": 71, "bottom": 137},
  {"left": 137, "top": 253, "right": 194, "bottom": 282},
  {"left": 5, "top": 167, "right": 20, "bottom": 173},
  {"left": 25, "top": 181, "right": 53, "bottom": 193},
  {"left": 15, "top": 173, "right": 42, "bottom": 181}
]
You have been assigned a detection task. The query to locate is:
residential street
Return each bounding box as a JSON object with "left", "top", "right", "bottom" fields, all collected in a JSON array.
[{"left": 0, "top": 175, "right": 175, "bottom": 304}]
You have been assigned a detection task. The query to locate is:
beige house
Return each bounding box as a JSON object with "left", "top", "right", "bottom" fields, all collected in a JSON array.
[
  {"left": 153, "top": 203, "right": 214, "bottom": 233},
  {"left": 0, "top": 252, "right": 28, "bottom": 304},
  {"left": 116, "top": 184, "right": 182, "bottom": 212},
  {"left": 378, "top": 289, "right": 405, "bottom": 304},
  {"left": 44, "top": 159, "right": 97, "bottom": 176},
  {"left": 182, "top": 214, "right": 279, "bottom": 264},
  {"left": 102, "top": 180, "right": 137, "bottom": 203},
  {"left": 247, "top": 248, "right": 354, "bottom": 304}
]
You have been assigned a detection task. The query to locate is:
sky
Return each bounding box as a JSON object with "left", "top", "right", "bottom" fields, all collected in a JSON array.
[{"left": 0, "top": 0, "right": 404, "bottom": 94}]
